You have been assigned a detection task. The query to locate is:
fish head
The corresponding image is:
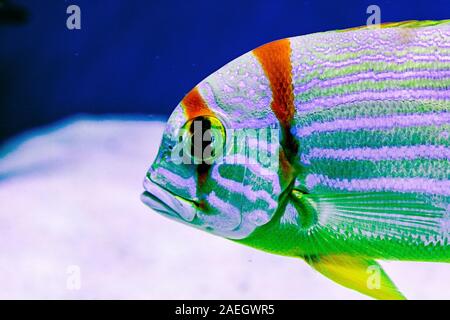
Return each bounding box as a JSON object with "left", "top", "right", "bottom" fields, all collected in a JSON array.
[{"left": 142, "top": 52, "right": 285, "bottom": 239}]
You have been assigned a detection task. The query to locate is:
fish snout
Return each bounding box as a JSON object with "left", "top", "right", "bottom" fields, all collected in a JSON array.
[{"left": 142, "top": 175, "right": 197, "bottom": 222}]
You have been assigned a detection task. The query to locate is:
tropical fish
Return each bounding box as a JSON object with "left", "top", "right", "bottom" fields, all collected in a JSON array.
[{"left": 142, "top": 20, "right": 450, "bottom": 299}]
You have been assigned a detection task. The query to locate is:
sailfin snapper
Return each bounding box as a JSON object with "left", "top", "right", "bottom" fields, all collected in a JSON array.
[{"left": 142, "top": 20, "right": 450, "bottom": 299}]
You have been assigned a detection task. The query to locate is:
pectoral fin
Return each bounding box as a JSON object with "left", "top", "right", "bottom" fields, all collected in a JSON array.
[
  {"left": 288, "top": 189, "right": 445, "bottom": 299},
  {"left": 290, "top": 189, "right": 448, "bottom": 261},
  {"left": 306, "top": 255, "right": 406, "bottom": 300}
]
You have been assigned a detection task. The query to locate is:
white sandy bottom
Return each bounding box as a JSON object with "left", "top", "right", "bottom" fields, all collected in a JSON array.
[{"left": 0, "top": 116, "right": 448, "bottom": 299}]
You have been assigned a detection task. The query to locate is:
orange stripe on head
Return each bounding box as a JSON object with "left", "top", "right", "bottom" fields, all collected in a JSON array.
[
  {"left": 181, "top": 87, "right": 214, "bottom": 119},
  {"left": 181, "top": 87, "right": 215, "bottom": 196},
  {"left": 253, "top": 38, "right": 295, "bottom": 129},
  {"left": 254, "top": 39, "right": 299, "bottom": 182}
]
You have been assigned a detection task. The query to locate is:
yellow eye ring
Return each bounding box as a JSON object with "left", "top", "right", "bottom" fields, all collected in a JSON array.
[{"left": 182, "top": 116, "right": 226, "bottom": 165}]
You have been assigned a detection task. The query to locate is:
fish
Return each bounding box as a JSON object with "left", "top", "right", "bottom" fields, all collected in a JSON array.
[{"left": 142, "top": 20, "right": 450, "bottom": 300}]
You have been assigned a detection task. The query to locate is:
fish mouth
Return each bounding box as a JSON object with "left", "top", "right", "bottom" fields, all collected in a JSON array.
[{"left": 141, "top": 176, "right": 197, "bottom": 222}]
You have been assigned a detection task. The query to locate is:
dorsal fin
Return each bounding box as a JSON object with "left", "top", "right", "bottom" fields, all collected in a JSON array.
[{"left": 336, "top": 19, "right": 450, "bottom": 32}]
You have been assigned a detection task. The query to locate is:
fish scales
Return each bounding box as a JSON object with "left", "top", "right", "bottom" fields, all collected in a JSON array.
[{"left": 283, "top": 23, "right": 450, "bottom": 260}]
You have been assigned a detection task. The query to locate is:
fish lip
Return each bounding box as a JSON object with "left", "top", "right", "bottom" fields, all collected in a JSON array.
[
  {"left": 142, "top": 175, "right": 197, "bottom": 222},
  {"left": 141, "top": 191, "right": 180, "bottom": 219}
]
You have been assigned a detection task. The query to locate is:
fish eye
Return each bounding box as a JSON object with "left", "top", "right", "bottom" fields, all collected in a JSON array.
[{"left": 182, "top": 115, "right": 225, "bottom": 165}]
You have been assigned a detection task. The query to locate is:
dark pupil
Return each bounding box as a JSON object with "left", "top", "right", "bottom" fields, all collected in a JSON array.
[{"left": 190, "top": 117, "right": 213, "bottom": 163}]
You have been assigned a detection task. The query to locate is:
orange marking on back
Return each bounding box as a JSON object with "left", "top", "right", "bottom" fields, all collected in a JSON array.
[
  {"left": 181, "top": 87, "right": 214, "bottom": 119},
  {"left": 253, "top": 38, "right": 295, "bottom": 128}
]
